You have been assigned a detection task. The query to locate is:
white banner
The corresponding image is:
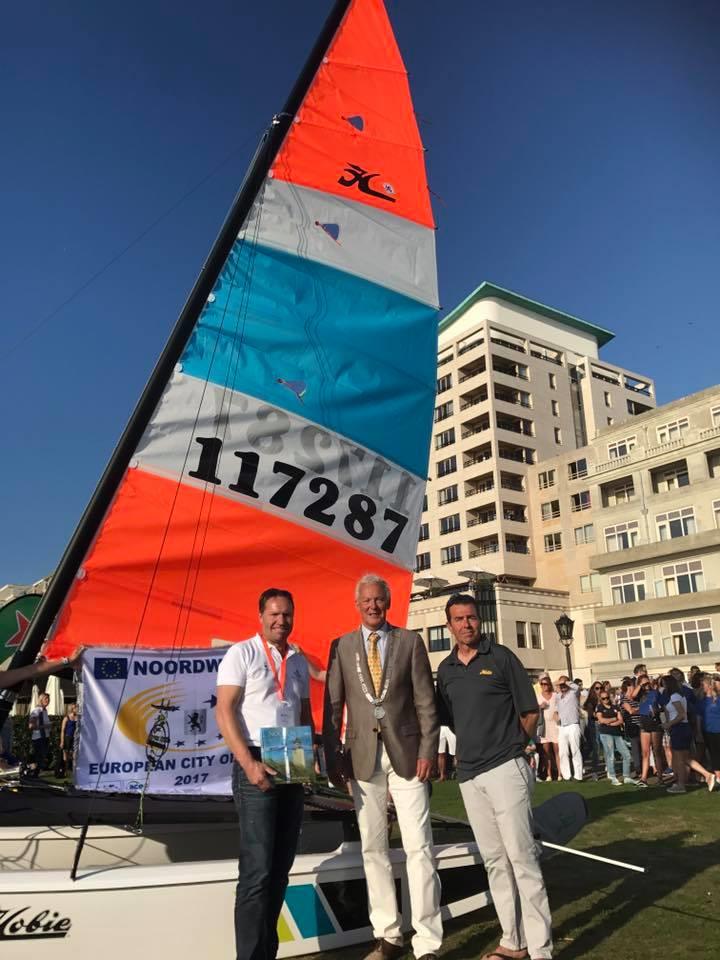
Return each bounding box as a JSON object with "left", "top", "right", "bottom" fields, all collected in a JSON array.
[{"left": 77, "top": 647, "right": 233, "bottom": 795}]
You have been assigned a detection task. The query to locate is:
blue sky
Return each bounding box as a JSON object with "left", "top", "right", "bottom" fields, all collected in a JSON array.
[{"left": 1, "top": 0, "right": 719, "bottom": 585}]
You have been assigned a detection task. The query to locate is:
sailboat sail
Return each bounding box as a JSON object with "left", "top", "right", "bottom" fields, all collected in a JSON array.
[{"left": 44, "top": 0, "right": 438, "bottom": 703}]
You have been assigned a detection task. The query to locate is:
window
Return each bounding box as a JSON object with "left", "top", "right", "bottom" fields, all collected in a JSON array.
[
  {"left": 604, "top": 391, "right": 612, "bottom": 407},
  {"left": 584, "top": 622, "right": 607, "bottom": 649},
  {"left": 415, "top": 552, "right": 431, "bottom": 572},
  {"left": 428, "top": 625, "right": 450, "bottom": 653},
  {"left": 551, "top": 399, "right": 559, "bottom": 416},
  {"left": 607, "top": 417, "right": 614, "bottom": 426},
  {"left": 516, "top": 621, "right": 527, "bottom": 648},
  {"left": 608, "top": 437, "right": 636, "bottom": 459},
  {"left": 541, "top": 499, "right": 560, "bottom": 521},
  {"left": 610, "top": 571, "right": 646, "bottom": 604},
  {"left": 441, "top": 544, "right": 462, "bottom": 565},
  {"left": 530, "top": 622, "right": 542, "bottom": 650},
  {"left": 656, "top": 418, "right": 688, "bottom": 444},
  {"left": 574, "top": 523, "right": 594, "bottom": 545},
  {"left": 657, "top": 507, "right": 695, "bottom": 540},
  {"left": 568, "top": 458, "right": 588, "bottom": 480},
  {"left": 538, "top": 469, "right": 556, "bottom": 489},
  {"left": 544, "top": 532, "right": 562, "bottom": 552},
  {"left": 422, "top": 494, "right": 428, "bottom": 512},
  {"left": 418, "top": 522, "right": 429, "bottom": 542},
  {"left": 438, "top": 484, "right": 458, "bottom": 506},
  {"left": 440, "top": 514, "right": 461, "bottom": 535},
  {"left": 670, "top": 618, "right": 713, "bottom": 656},
  {"left": 659, "top": 560, "right": 704, "bottom": 596},
  {"left": 616, "top": 625, "right": 654, "bottom": 660},
  {"left": 580, "top": 573, "right": 601, "bottom": 593},
  {"left": 436, "top": 373, "right": 452, "bottom": 394},
  {"left": 437, "top": 455, "right": 457, "bottom": 478},
  {"left": 554, "top": 427, "right": 562, "bottom": 444},
  {"left": 714, "top": 499, "right": 720, "bottom": 528},
  {"left": 605, "top": 521, "right": 639, "bottom": 552},
  {"left": 435, "top": 428, "right": 456, "bottom": 450},
  {"left": 434, "top": 400, "right": 453, "bottom": 423},
  {"left": 656, "top": 463, "right": 689, "bottom": 492},
  {"left": 548, "top": 373, "right": 557, "bottom": 389},
  {"left": 712, "top": 406, "right": 720, "bottom": 428},
  {"left": 570, "top": 490, "right": 591, "bottom": 512}
]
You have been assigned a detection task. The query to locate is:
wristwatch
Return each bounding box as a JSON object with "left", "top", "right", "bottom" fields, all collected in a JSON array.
[{"left": 61, "top": 657, "right": 70, "bottom": 666}]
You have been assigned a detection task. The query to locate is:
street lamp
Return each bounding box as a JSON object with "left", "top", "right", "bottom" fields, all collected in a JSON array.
[
  {"left": 554, "top": 612, "right": 575, "bottom": 678},
  {"left": 458, "top": 569, "right": 497, "bottom": 643}
]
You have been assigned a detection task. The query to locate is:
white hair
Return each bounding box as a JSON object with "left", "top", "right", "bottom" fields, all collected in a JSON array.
[{"left": 355, "top": 573, "right": 391, "bottom": 604}]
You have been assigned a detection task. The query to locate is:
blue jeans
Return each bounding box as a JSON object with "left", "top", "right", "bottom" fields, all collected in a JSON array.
[
  {"left": 584, "top": 718, "right": 600, "bottom": 773},
  {"left": 599, "top": 733, "right": 631, "bottom": 780},
  {"left": 232, "top": 759, "right": 305, "bottom": 960}
]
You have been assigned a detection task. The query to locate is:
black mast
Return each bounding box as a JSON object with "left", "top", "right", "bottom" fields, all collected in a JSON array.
[{"left": 0, "top": 0, "right": 353, "bottom": 726}]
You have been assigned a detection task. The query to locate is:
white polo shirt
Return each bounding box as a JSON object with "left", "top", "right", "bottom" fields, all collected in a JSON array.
[{"left": 216, "top": 634, "right": 310, "bottom": 746}]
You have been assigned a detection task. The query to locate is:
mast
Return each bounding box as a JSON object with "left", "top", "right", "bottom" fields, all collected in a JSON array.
[{"left": 0, "top": 0, "right": 353, "bottom": 725}]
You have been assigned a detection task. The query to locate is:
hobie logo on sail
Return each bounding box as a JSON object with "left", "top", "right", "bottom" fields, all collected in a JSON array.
[
  {"left": 0, "top": 907, "right": 71, "bottom": 940},
  {"left": 338, "top": 163, "right": 396, "bottom": 202}
]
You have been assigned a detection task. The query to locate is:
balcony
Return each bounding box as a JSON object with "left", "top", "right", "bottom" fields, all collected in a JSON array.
[
  {"left": 498, "top": 443, "right": 535, "bottom": 465},
  {"left": 492, "top": 355, "right": 529, "bottom": 381},
  {"left": 459, "top": 390, "right": 489, "bottom": 412},
  {"left": 502, "top": 502, "right": 527, "bottom": 523},
  {"left": 490, "top": 334, "right": 526, "bottom": 354},
  {"left": 598, "top": 587, "right": 720, "bottom": 623},
  {"left": 462, "top": 417, "right": 491, "bottom": 441},
  {"left": 465, "top": 471, "right": 494, "bottom": 497},
  {"left": 458, "top": 358, "right": 486, "bottom": 383},
  {"left": 530, "top": 347, "right": 562, "bottom": 366},
  {"left": 590, "top": 527, "right": 720, "bottom": 571},
  {"left": 469, "top": 538, "right": 500, "bottom": 557},
  {"left": 458, "top": 336, "right": 485, "bottom": 356},
  {"left": 496, "top": 413, "right": 533, "bottom": 437},
  {"left": 506, "top": 537, "right": 530, "bottom": 554},
  {"left": 467, "top": 509, "right": 497, "bottom": 527},
  {"left": 495, "top": 386, "right": 531, "bottom": 408},
  {"left": 500, "top": 471, "right": 524, "bottom": 492}
]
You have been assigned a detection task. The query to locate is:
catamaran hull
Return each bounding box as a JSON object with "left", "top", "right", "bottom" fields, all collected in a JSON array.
[{"left": 0, "top": 842, "right": 489, "bottom": 957}]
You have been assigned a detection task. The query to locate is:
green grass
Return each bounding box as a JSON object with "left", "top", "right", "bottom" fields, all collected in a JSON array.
[{"left": 311, "top": 778, "right": 720, "bottom": 960}]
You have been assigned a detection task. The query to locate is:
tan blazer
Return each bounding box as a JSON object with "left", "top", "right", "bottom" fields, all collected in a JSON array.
[{"left": 322, "top": 625, "right": 439, "bottom": 782}]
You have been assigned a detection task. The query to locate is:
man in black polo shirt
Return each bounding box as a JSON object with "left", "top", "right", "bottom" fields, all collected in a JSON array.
[{"left": 436, "top": 594, "right": 552, "bottom": 960}]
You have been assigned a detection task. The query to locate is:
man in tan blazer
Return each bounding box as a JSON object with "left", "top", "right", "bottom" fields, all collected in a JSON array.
[{"left": 323, "top": 574, "right": 442, "bottom": 960}]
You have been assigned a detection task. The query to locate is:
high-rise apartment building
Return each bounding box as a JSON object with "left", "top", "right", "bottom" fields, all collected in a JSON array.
[
  {"left": 526, "top": 384, "right": 720, "bottom": 680},
  {"left": 408, "top": 281, "right": 656, "bottom": 673}
]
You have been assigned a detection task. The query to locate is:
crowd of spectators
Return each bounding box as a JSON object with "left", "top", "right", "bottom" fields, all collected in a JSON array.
[{"left": 529, "top": 662, "right": 720, "bottom": 794}]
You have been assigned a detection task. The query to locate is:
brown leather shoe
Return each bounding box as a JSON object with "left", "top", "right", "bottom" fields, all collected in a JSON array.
[{"left": 363, "top": 940, "right": 405, "bottom": 960}]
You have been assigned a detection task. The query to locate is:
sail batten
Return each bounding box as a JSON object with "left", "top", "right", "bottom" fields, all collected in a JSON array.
[{"left": 44, "top": 0, "right": 438, "bottom": 709}]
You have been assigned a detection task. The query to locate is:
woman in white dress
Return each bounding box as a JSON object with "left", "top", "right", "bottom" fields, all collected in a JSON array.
[{"left": 537, "top": 674, "right": 560, "bottom": 781}]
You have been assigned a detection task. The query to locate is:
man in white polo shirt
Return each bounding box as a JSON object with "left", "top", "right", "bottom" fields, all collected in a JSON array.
[
  {"left": 216, "top": 588, "right": 312, "bottom": 960},
  {"left": 555, "top": 676, "right": 583, "bottom": 781}
]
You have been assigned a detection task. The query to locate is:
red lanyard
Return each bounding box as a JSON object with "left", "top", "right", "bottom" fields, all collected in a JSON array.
[{"left": 260, "top": 636, "right": 288, "bottom": 701}]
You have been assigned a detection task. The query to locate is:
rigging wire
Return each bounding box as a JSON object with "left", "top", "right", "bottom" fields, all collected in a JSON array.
[
  {"left": 1, "top": 128, "right": 264, "bottom": 367},
  {"left": 78, "top": 131, "right": 271, "bottom": 838}
]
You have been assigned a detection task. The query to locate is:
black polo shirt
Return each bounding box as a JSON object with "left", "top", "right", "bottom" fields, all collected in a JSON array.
[{"left": 436, "top": 639, "right": 538, "bottom": 782}]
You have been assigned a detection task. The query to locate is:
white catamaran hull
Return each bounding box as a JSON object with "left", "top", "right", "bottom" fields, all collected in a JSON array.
[{"left": 0, "top": 842, "right": 490, "bottom": 957}]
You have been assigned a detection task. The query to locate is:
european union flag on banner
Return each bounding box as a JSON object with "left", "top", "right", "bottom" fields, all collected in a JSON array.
[{"left": 93, "top": 657, "right": 128, "bottom": 680}]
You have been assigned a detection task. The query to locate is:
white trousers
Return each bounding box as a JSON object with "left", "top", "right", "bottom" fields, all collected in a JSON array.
[
  {"left": 351, "top": 742, "right": 442, "bottom": 957},
  {"left": 460, "top": 758, "right": 553, "bottom": 960},
  {"left": 558, "top": 724, "right": 583, "bottom": 780}
]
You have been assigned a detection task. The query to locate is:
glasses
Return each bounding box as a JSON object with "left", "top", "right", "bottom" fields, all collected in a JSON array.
[
  {"left": 592, "top": 684, "right": 602, "bottom": 689},
  {"left": 540, "top": 680, "right": 551, "bottom": 685}
]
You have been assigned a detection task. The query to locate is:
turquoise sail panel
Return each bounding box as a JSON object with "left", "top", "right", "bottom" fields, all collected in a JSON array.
[{"left": 179, "top": 240, "right": 437, "bottom": 478}]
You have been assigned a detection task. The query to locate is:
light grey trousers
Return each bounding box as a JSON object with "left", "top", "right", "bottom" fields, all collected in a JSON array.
[{"left": 459, "top": 757, "right": 553, "bottom": 959}]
